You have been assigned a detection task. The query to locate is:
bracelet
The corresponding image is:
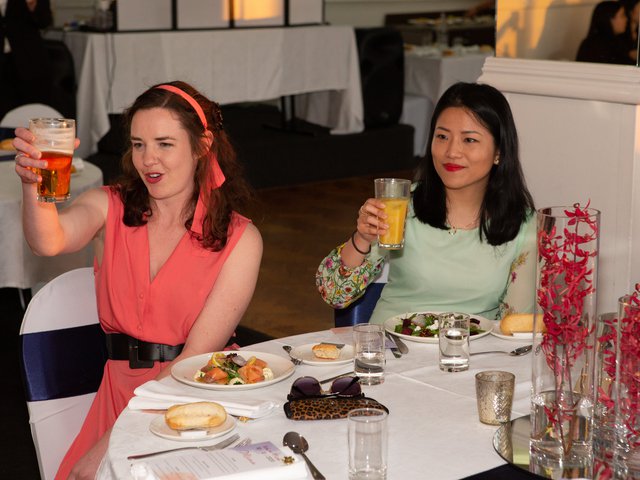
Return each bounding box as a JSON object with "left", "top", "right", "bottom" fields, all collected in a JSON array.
[{"left": 350, "top": 231, "right": 371, "bottom": 255}]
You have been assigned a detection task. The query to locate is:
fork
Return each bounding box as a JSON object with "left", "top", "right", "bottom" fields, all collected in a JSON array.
[
  {"left": 282, "top": 345, "right": 303, "bottom": 365},
  {"left": 128, "top": 433, "right": 242, "bottom": 460}
]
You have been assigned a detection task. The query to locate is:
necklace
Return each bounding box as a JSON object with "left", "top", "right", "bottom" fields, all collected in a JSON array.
[{"left": 446, "top": 217, "right": 480, "bottom": 236}]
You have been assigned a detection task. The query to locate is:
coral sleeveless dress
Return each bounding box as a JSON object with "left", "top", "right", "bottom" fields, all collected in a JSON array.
[{"left": 55, "top": 188, "right": 250, "bottom": 479}]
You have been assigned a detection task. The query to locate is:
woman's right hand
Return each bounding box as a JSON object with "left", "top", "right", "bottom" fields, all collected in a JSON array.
[
  {"left": 356, "top": 198, "right": 388, "bottom": 244},
  {"left": 13, "top": 127, "right": 45, "bottom": 185}
]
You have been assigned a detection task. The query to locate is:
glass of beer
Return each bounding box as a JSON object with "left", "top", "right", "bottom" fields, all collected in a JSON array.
[
  {"left": 29, "top": 118, "right": 76, "bottom": 203},
  {"left": 374, "top": 178, "right": 411, "bottom": 249}
]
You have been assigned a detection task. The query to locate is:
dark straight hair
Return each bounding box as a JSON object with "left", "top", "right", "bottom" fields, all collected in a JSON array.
[
  {"left": 412, "top": 82, "right": 535, "bottom": 246},
  {"left": 588, "top": 1, "right": 624, "bottom": 37}
]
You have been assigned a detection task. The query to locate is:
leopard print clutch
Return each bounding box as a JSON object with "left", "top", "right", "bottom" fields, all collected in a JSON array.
[{"left": 283, "top": 396, "right": 389, "bottom": 420}]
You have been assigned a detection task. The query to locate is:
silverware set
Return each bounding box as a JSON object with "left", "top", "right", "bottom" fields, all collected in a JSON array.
[
  {"left": 127, "top": 433, "right": 251, "bottom": 460},
  {"left": 385, "top": 332, "right": 410, "bottom": 358},
  {"left": 282, "top": 345, "right": 303, "bottom": 365}
]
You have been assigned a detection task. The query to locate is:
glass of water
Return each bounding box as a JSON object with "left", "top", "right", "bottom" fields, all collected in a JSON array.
[
  {"left": 353, "top": 324, "right": 386, "bottom": 385},
  {"left": 438, "top": 312, "right": 470, "bottom": 372}
]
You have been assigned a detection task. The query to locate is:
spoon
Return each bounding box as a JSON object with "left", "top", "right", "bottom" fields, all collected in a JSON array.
[
  {"left": 471, "top": 345, "right": 532, "bottom": 356},
  {"left": 283, "top": 431, "right": 326, "bottom": 480}
]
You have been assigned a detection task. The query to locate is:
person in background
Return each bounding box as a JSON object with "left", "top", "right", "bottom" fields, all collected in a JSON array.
[
  {"left": 576, "top": 1, "right": 635, "bottom": 64},
  {"left": 621, "top": 0, "right": 640, "bottom": 63},
  {"left": 0, "top": 0, "right": 53, "bottom": 119},
  {"left": 316, "top": 82, "right": 536, "bottom": 325},
  {"left": 464, "top": 0, "right": 496, "bottom": 18},
  {"left": 13, "top": 81, "right": 263, "bottom": 479}
]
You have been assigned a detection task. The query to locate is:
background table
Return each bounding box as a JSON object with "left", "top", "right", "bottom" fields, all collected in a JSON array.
[
  {"left": 0, "top": 161, "right": 103, "bottom": 289},
  {"left": 50, "top": 26, "right": 364, "bottom": 158},
  {"left": 101, "top": 328, "right": 534, "bottom": 479},
  {"left": 401, "top": 49, "right": 492, "bottom": 156}
]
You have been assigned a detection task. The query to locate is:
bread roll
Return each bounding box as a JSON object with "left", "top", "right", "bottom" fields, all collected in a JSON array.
[
  {"left": 0, "top": 138, "right": 15, "bottom": 151},
  {"left": 164, "top": 401, "right": 227, "bottom": 431},
  {"left": 312, "top": 343, "right": 340, "bottom": 359},
  {"left": 500, "top": 313, "right": 544, "bottom": 335}
]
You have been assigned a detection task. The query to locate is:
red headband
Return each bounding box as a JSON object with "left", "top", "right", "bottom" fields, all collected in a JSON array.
[{"left": 155, "top": 84, "right": 226, "bottom": 235}]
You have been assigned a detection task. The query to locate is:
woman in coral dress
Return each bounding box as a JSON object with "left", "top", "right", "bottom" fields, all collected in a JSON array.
[{"left": 14, "top": 81, "right": 263, "bottom": 479}]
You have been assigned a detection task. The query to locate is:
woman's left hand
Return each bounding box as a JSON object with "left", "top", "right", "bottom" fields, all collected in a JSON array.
[{"left": 67, "top": 428, "right": 111, "bottom": 480}]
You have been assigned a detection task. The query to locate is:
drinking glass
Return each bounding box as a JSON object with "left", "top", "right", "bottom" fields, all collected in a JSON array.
[
  {"left": 348, "top": 408, "right": 388, "bottom": 480},
  {"left": 438, "top": 312, "right": 470, "bottom": 372},
  {"left": 29, "top": 118, "right": 76, "bottom": 203},
  {"left": 353, "top": 324, "right": 385, "bottom": 385},
  {"left": 374, "top": 178, "right": 411, "bottom": 249},
  {"left": 475, "top": 371, "right": 515, "bottom": 425}
]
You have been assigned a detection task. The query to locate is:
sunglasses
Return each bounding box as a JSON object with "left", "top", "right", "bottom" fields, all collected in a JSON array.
[{"left": 288, "top": 376, "right": 362, "bottom": 401}]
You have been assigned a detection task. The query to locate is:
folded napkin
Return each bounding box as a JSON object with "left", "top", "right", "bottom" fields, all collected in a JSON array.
[{"left": 128, "top": 381, "right": 278, "bottom": 419}]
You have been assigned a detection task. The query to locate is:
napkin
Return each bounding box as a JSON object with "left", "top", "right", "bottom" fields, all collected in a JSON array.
[{"left": 128, "top": 381, "right": 278, "bottom": 419}]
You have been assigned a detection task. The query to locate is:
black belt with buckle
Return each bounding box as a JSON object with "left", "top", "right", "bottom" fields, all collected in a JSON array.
[{"left": 105, "top": 333, "right": 185, "bottom": 369}]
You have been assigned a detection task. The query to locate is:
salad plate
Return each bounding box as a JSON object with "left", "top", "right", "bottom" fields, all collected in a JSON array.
[
  {"left": 171, "top": 351, "right": 295, "bottom": 391},
  {"left": 383, "top": 312, "right": 494, "bottom": 344},
  {"left": 149, "top": 414, "right": 236, "bottom": 442},
  {"left": 289, "top": 344, "right": 354, "bottom": 366}
]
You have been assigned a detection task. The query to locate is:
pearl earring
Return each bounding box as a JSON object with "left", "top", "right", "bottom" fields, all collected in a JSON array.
[{"left": 494, "top": 157, "right": 500, "bottom": 165}]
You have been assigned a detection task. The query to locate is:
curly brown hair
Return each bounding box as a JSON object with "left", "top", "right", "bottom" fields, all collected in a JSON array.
[{"left": 113, "top": 81, "right": 253, "bottom": 251}]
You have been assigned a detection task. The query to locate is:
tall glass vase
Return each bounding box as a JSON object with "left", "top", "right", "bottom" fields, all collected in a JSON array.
[
  {"left": 614, "top": 293, "right": 640, "bottom": 479},
  {"left": 530, "top": 205, "right": 600, "bottom": 471}
]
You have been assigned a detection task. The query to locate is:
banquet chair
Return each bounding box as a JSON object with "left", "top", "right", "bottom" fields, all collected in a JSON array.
[
  {"left": 20, "top": 267, "right": 107, "bottom": 480},
  {"left": 334, "top": 263, "right": 389, "bottom": 327},
  {"left": 0, "top": 103, "right": 63, "bottom": 128}
]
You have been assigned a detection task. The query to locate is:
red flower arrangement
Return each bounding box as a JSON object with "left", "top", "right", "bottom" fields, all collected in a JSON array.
[
  {"left": 536, "top": 203, "right": 599, "bottom": 456},
  {"left": 617, "top": 284, "right": 640, "bottom": 453}
]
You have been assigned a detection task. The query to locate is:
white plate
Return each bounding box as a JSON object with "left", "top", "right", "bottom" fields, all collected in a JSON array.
[
  {"left": 149, "top": 414, "right": 236, "bottom": 442},
  {"left": 290, "top": 344, "right": 354, "bottom": 366},
  {"left": 171, "top": 351, "right": 295, "bottom": 391},
  {"left": 384, "top": 312, "right": 494, "bottom": 344},
  {"left": 490, "top": 323, "right": 539, "bottom": 342}
]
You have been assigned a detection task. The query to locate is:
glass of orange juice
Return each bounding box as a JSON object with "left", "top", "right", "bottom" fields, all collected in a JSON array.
[
  {"left": 374, "top": 178, "right": 411, "bottom": 249},
  {"left": 29, "top": 118, "right": 76, "bottom": 203}
]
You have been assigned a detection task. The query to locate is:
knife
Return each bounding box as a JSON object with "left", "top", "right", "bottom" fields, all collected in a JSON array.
[
  {"left": 385, "top": 332, "right": 402, "bottom": 358},
  {"left": 391, "top": 334, "right": 409, "bottom": 354}
]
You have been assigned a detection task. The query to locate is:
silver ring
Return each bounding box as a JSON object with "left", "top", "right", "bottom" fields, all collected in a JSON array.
[{"left": 15, "top": 153, "right": 21, "bottom": 164}]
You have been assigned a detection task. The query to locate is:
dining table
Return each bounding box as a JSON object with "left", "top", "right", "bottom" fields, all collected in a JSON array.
[
  {"left": 0, "top": 159, "right": 103, "bottom": 290},
  {"left": 401, "top": 46, "right": 493, "bottom": 156},
  {"left": 99, "top": 326, "right": 536, "bottom": 479},
  {"left": 47, "top": 25, "right": 364, "bottom": 158}
]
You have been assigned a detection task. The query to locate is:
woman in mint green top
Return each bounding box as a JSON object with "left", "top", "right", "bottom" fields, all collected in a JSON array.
[{"left": 316, "top": 82, "right": 537, "bottom": 323}]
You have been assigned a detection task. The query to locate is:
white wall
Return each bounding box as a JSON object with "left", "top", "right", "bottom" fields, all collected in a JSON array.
[
  {"left": 480, "top": 57, "right": 640, "bottom": 313},
  {"left": 52, "top": 0, "right": 479, "bottom": 28},
  {"left": 496, "top": 0, "right": 599, "bottom": 61}
]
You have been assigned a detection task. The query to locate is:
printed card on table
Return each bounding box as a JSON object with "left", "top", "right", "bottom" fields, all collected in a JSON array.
[{"left": 131, "top": 442, "right": 307, "bottom": 480}]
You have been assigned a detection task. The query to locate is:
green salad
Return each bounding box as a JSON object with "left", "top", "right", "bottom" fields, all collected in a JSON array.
[{"left": 394, "top": 312, "right": 485, "bottom": 338}]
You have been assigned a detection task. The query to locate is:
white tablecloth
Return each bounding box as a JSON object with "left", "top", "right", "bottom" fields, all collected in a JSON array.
[
  {"left": 0, "top": 161, "right": 103, "bottom": 289},
  {"left": 402, "top": 50, "right": 492, "bottom": 156},
  {"left": 101, "top": 329, "right": 534, "bottom": 479},
  {"left": 50, "top": 26, "right": 364, "bottom": 158}
]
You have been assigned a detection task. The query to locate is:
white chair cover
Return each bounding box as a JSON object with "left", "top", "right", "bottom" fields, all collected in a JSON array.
[
  {"left": 0, "top": 104, "right": 63, "bottom": 128},
  {"left": 20, "top": 267, "right": 102, "bottom": 480}
]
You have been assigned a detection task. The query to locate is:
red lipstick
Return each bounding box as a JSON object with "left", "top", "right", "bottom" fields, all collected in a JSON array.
[{"left": 443, "top": 163, "right": 464, "bottom": 172}]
